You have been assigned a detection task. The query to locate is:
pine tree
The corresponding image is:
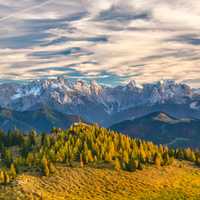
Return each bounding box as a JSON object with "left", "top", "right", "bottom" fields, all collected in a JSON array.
[
  {"left": 108, "top": 141, "right": 115, "bottom": 156},
  {"left": 154, "top": 153, "right": 162, "bottom": 167},
  {"left": 0, "top": 171, "right": 4, "bottom": 184},
  {"left": 127, "top": 159, "right": 138, "bottom": 172},
  {"left": 176, "top": 149, "right": 184, "bottom": 160},
  {"left": 87, "top": 150, "right": 94, "bottom": 163},
  {"left": 80, "top": 154, "right": 84, "bottom": 168},
  {"left": 163, "top": 152, "right": 170, "bottom": 165},
  {"left": 49, "top": 162, "right": 56, "bottom": 174},
  {"left": 41, "top": 156, "right": 49, "bottom": 176},
  {"left": 43, "top": 134, "right": 51, "bottom": 148},
  {"left": 184, "top": 148, "right": 196, "bottom": 162},
  {"left": 9, "top": 163, "right": 17, "bottom": 179},
  {"left": 123, "top": 150, "right": 129, "bottom": 164},
  {"left": 190, "top": 152, "right": 196, "bottom": 162},
  {"left": 195, "top": 157, "right": 200, "bottom": 166},
  {"left": 29, "top": 130, "right": 37, "bottom": 146},
  {"left": 139, "top": 146, "right": 146, "bottom": 163},
  {"left": 114, "top": 158, "right": 121, "bottom": 171},
  {"left": 105, "top": 152, "right": 112, "bottom": 162},
  {"left": 138, "top": 161, "right": 144, "bottom": 170},
  {"left": 134, "top": 160, "right": 139, "bottom": 169},
  {"left": 3, "top": 149, "right": 12, "bottom": 167},
  {"left": 4, "top": 171, "right": 10, "bottom": 185},
  {"left": 26, "top": 152, "right": 34, "bottom": 167}
]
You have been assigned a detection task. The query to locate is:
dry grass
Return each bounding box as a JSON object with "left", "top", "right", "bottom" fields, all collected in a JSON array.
[{"left": 0, "top": 160, "right": 200, "bottom": 200}]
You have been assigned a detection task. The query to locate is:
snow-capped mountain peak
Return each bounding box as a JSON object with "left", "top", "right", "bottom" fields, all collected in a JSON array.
[{"left": 0, "top": 78, "right": 198, "bottom": 126}]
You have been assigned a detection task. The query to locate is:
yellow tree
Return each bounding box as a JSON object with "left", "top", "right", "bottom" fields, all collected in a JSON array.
[
  {"left": 9, "top": 163, "right": 17, "bottom": 179},
  {"left": 114, "top": 158, "right": 121, "bottom": 171}
]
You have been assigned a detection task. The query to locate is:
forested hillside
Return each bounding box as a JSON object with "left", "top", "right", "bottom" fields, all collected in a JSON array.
[{"left": 0, "top": 123, "right": 199, "bottom": 185}]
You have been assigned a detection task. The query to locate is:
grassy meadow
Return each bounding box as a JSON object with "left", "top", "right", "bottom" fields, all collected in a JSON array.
[{"left": 0, "top": 160, "right": 200, "bottom": 200}]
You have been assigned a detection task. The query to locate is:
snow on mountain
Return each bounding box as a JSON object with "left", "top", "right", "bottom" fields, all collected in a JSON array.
[
  {"left": 193, "top": 88, "right": 200, "bottom": 95},
  {"left": 190, "top": 101, "right": 200, "bottom": 110},
  {"left": 0, "top": 78, "right": 198, "bottom": 126}
]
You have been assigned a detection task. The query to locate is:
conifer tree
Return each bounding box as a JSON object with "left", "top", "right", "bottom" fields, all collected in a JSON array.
[
  {"left": 127, "top": 160, "right": 135, "bottom": 172},
  {"left": 114, "top": 158, "right": 121, "bottom": 171},
  {"left": 105, "top": 152, "right": 112, "bottom": 162},
  {"left": 196, "top": 157, "right": 200, "bottom": 166},
  {"left": 3, "top": 149, "right": 12, "bottom": 167},
  {"left": 176, "top": 149, "right": 184, "bottom": 160},
  {"left": 87, "top": 150, "right": 94, "bottom": 163},
  {"left": 139, "top": 147, "right": 146, "bottom": 163},
  {"left": 154, "top": 153, "right": 162, "bottom": 167},
  {"left": 9, "top": 163, "right": 17, "bottom": 179},
  {"left": 0, "top": 171, "right": 4, "bottom": 184},
  {"left": 80, "top": 154, "right": 84, "bottom": 168},
  {"left": 4, "top": 171, "right": 10, "bottom": 185},
  {"left": 26, "top": 153, "right": 34, "bottom": 167},
  {"left": 138, "top": 161, "right": 144, "bottom": 170},
  {"left": 29, "top": 130, "right": 37, "bottom": 146},
  {"left": 41, "top": 156, "right": 49, "bottom": 176},
  {"left": 49, "top": 162, "right": 56, "bottom": 174},
  {"left": 123, "top": 150, "right": 129, "bottom": 164},
  {"left": 163, "top": 152, "right": 170, "bottom": 165}
]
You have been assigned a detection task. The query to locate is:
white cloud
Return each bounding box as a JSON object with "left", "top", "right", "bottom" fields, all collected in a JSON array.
[{"left": 0, "top": 0, "right": 200, "bottom": 87}]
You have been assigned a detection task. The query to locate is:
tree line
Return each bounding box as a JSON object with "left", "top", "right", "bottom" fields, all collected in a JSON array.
[{"left": 0, "top": 123, "right": 199, "bottom": 185}]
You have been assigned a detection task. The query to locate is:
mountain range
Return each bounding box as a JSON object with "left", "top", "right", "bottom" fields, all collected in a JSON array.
[
  {"left": 0, "top": 78, "right": 200, "bottom": 127},
  {"left": 0, "top": 78, "right": 200, "bottom": 147}
]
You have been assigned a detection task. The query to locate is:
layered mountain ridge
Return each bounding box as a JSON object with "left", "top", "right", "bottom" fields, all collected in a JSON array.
[
  {"left": 110, "top": 112, "right": 200, "bottom": 148},
  {"left": 0, "top": 106, "right": 83, "bottom": 132},
  {"left": 0, "top": 78, "right": 200, "bottom": 126}
]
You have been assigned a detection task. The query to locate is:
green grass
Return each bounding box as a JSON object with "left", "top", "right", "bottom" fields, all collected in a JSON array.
[{"left": 0, "top": 160, "right": 200, "bottom": 200}]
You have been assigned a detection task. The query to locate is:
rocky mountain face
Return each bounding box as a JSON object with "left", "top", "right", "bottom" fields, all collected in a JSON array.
[{"left": 0, "top": 78, "right": 199, "bottom": 127}]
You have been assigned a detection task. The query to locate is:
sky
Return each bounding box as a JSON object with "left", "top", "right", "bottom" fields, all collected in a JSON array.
[{"left": 0, "top": 0, "right": 200, "bottom": 87}]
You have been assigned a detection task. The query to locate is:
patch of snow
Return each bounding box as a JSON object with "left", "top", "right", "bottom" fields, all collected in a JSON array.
[
  {"left": 190, "top": 102, "right": 200, "bottom": 110},
  {"left": 51, "top": 83, "right": 60, "bottom": 89},
  {"left": 193, "top": 89, "right": 200, "bottom": 95},
  {"left": 11, "top": 93, "right": 23, "bottom": 100},
  {"left": 27, "top": 87, "right": 41, "bottom": 96}
]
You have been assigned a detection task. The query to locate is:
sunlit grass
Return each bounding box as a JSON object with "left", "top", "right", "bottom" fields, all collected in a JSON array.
[{"left": 0, "top": 160, "right": 200, "bottom": 200}]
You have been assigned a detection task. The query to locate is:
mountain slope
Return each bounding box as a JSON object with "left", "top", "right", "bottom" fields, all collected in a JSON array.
[
  {"left": 110, "top": 112, "right": 200, "bottom": 148},
  {"left": 1, "top": 161, "right": 200, "bottom": 200},
  {"left": 0, "top": 107, "right": 83, "bottom": 132},
  {"left": 0, "top": 123, "right": 199, "bottom": 199},
  {"left": 0, "top": 78, "right": 200, "bottom": 126}
]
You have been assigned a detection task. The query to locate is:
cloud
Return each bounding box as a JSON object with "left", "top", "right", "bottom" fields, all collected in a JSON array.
[
  {"left": 0, "top": 0, "right": 200, "bottom": 87},
  {"left": 166, "top": 34, "right": 200, "bottom": 46}
]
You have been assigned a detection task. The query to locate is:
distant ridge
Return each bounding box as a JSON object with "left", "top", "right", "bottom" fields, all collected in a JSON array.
[
  {"left": 110, "top": 112, "right": 200, "bottom": 148},
  {"left": 0, "top": 107, "right": 84, "bottom": 132}
]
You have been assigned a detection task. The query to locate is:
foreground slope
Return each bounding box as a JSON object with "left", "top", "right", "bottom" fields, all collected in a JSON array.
[
  {"left": 0, "top": 123, "right": 199, "bottom": 200},
  {"left": 0, "top": 161, "right": 200, "bottom": 200}
]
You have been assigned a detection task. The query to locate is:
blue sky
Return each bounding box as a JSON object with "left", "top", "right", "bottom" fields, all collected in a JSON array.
[{"left": 0, "top": 0, "right": 200, "bottom": 87}]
